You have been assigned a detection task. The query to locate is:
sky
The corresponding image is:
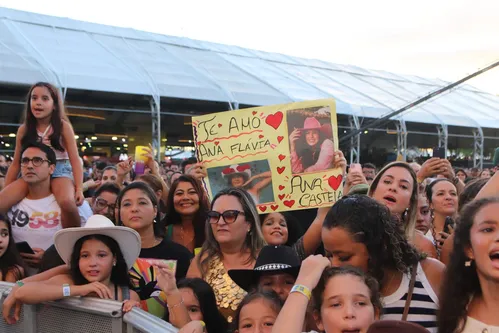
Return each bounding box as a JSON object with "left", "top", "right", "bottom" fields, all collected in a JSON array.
[{"left": 1, "top": 0, "right": 497, "bottom": 95}]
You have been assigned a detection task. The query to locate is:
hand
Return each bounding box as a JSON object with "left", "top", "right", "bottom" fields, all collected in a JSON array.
[
  {"left": 186, "top": 163, "right": 207, "bottom": 180},
  {"left": 289, "top": 128, "right": 301, "bottom": 151},
  {"left": 83, "top": 179, "right": 101, "bottom": 190},
  {"left": 155, "top": 263, "right": 178, "bottom": 297},
  {"left": 20, "top": 248, "right": 45, "bottom": 268},
  {"left": 122, "top": 300, "right": 141, "bottom": 313},
  {"left": 417, "top": 158, "right": 444, "bottom": 180},
  {"left": 333, "top": 150, "right": 347, "bottom": 176},
  {"left": 75, "top": 189, "right": 84, "bottom": 206},
  {"left": 74, "top": 282, "right": 113, "bottom": 299},
  {"left": 2, "top": 285, "right": 22, "bottom": 324},
  {"left": 179, "top": 321, "right": 206, "bottom": 333},
  {"left": 142, "top": 144, "right": 159, "bottom": 175},
  {"left": 295, "top": 255, "right": 330, "bottom": 290},
  {"left": 439, "top": 159, "right": 455, "bottom": 180},
  {"left": 117, "top": 157, "right": 133, "bottom": 177}
]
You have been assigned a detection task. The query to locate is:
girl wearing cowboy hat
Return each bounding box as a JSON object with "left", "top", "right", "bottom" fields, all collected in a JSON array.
[
  {"left": 9, "top": 215, "right": 141, "bottom": 317},
  {"left": 290, "top": 117, "right": 335, "bottom": 174},
  {"left": 221, "top": 164, "right": 272, "bottom": 204}
]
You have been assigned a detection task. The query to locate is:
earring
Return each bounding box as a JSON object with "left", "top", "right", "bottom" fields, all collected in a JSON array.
[
  {"left": 113, "top": 262, "right": 116, "bottom": 267},
  {"left": 154, "top": 219, "right": 157, "bottom": 224},
  {"left": 465, "top": 260, "right": 472, "bottom": 267}
]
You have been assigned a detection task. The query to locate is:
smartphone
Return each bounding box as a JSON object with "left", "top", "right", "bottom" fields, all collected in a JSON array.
[
  {"left": 16, "top": 241, "right": 35, "bottom": 254},
  {"left": 433, "top": 147, "right": 446, "bottom": 159},
  {"left": 444, "top": 216, "right": 454, "bottom": 234},
  {"left": 350, "top": 163, "right": 362, "bottom": 174},
  {"left": 134, "top": 146, "right": 148, "bottom": 175}
]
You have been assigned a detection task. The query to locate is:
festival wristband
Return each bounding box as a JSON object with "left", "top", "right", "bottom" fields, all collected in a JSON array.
[
  {"left": 291, "top": 284, "right": 311, "bottom": 300},
  {"left": 62, "top": 284, "right": 71, "bottom": 297}
]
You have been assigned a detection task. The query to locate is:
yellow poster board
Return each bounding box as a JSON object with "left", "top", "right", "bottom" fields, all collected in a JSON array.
[{"left": 192, "top": 99, "right": 343, "bottom": 213}]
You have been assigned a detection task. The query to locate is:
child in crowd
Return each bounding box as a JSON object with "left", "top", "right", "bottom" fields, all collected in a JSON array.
[
  {"left": 232, "top": 289, "right": 283, "bottom": 333},
  {"left": 1, "top": 82, "right": 83, "bottom": 227},
  {"left": 0, "top": 214, "right": 26, "bottom": 282}
]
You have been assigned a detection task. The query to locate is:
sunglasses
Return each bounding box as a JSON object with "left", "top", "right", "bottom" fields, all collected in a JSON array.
[
  {"left": 21, "top": 157, "right": 51, "bottom": 167},
  {"left": 207, "top": 210, "right": 245, "bottom": 224}
]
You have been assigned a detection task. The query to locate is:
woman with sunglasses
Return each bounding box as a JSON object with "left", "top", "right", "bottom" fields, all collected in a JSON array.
[{"left": 187, "top": 187, "right": 266, "bottom": 323}]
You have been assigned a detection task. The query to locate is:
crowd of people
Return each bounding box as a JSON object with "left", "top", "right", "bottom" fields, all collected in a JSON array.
[{"left": 0, "top": 81, "right": 498, "bottom": 333}]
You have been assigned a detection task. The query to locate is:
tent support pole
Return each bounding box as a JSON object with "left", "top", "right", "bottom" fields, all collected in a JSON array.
[
  {"left": 437, "top": 124, "right": 448, "bottom": 157},
  {"left": 473, "top": 127, "right": 484, "bottom": 169},
  {"left": 150, "top": 98, "right": 161, "bottom": 161},
  {"left": 349, "top": 115, "right": 361, "bottom": 164},
  {"left": 396, "top": 120, "right": 408, "bottom": 161}
]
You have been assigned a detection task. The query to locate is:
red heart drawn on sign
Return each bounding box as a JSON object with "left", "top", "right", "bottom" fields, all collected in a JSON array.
[
  {"left": 218, "top": 123, "right": 222, "bottom": 128},
  {"left": 259, "top": 205, "right": 267, "bottom": 212},
  {"left": 271, "top": 205, "right": 279, "bottom": 211},
  {"left": 277, "top": 167, "right": 285, "bottom": 174},
  {"left": 278, "top": 194, "right": 285, "bottom": 201},
  {"left": 265, "top": 112, "right": 283, "bottom": 130},
  {"left": 252, "top": 111, "right": 257, "bottom": 115},
  {"left": 283, "top": 200, "right": 295, "bottom": 208},
  {"left": 277, "top": 136, "right": 284, "bottom": 143},
  {"left": 278, "top": 185, "right": 285, "bottom": 191},
  {"left": 215, "top": 141, "right": 220, "bottom": 146},
  {"left": 259, "top": 135, "right": 264, "bottom": 139},
  {"left": 278, "top": 154, "right": 286, "bottom": 162},
  {"left": 328, "top": 175, "right": 343, "bottom": 191}
]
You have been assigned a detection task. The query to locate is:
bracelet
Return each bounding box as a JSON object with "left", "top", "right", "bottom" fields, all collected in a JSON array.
[
  {"left": 62, "top": 284, "right": 71, "bottom": 297},
  {"left": 290, "top": 284, "right": 311, "bottom": 300},
  {"left": 16, "top": 280, "right": 24, "bottom": 287},
  {"left": 166, "top": 299, "right": 184, "bottom": 309}
]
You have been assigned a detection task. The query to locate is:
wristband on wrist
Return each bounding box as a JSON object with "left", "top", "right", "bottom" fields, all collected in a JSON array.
[
  {"left": 166, "top": 299, "right": 184, "bottom": 309},
  {"left": 62, "top": 284, "right": 71, "bottom": 297},
  {"left": 291, "top": 284, "right": 311, "bottom": 300}
]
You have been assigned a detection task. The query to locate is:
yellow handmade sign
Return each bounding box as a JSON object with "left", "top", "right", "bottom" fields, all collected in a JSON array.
[{"left": 192, "top": 99, "right": 343, "bottom": 213}]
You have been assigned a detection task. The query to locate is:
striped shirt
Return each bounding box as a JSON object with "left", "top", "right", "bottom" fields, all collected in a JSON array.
[{"left": 381, "top": 263, "right": 438, "bottom": 332}]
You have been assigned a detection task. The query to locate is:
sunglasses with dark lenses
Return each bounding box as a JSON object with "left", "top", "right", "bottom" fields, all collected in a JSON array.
[
  {"left": 21, "top": 157, "right": 50, "bottom": 167},
  {"left": 207, "top": 210, "right": 244, "bottom": 224}
]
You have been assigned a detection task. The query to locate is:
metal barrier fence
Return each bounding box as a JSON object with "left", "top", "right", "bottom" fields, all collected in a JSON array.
[{"left": 0, "top": 282, "right": 178, "bottom": 333}]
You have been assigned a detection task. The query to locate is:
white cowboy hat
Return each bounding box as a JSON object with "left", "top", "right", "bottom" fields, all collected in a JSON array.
[{"left": 54, "top": 215, "right": 141, "bottom": 269}]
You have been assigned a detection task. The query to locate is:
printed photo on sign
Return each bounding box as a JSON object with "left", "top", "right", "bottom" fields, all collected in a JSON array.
[
  {"left": 287, "top": 106, "right": 335, "bottom": 174},
  {"left": 207, "top": 160, "right": 274, "bottom": 204}
]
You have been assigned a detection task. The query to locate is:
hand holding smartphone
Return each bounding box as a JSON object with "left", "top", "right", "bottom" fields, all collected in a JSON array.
[
  {"left": 350, "top": 163, "right": 362, "bottom": 174},
  {"left": 134, "top": 146, "right": 149, "bottom": 175}
]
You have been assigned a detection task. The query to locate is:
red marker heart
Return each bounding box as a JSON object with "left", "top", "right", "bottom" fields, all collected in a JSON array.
[
  {"left": 252, "top": 111, "right": 257, "bottom": 115},
  {"left": 277, "top": 167, "right": 285, "bottom": 174},
  {"left": 259, "top": 205, "right": 267, "bottom": 212},
  {"left": 265, "top": 111, "right": 283, "bottom": 130},
  {"left": 271, "top": 205, "right": 279, "bottom": 211},
  {"left": 278, "top": 194, "right": 285, "bottom": 201},
  {"left": 215, "top": 141, "right": 220, "bottom": 146},
  {"left": 277, "top": 136, "right": 284, "bottom": 143},
  {"left": 328, "top": 175, "right": 343, "bottom": 191},
  {"left": 218, "top": 123, "right": 222, "bottom": 128},
  {"left": 283, "top": 200, "right": 295, "bottom": 208},
  {"left": 278, "top": 185, "right": 285, "bottom": 191},
  {"left": 278, "top": 154, "right": 286, "bottom": 162},
  {"left": 259, "top": 135, "right": 264, "bottom": 139}
]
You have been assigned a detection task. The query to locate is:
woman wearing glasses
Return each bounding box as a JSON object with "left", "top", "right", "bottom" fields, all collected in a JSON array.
[{"left": 186, "top": 187, "right": 266, "bottom": 323}]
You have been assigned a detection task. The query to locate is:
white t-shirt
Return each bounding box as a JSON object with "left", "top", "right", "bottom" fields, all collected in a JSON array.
[
  {"left": 8, "top": 194, "right": 62, "bottom": 250},
  {"left": 78, "top": 200, "right": 93, "bottom": 227}
]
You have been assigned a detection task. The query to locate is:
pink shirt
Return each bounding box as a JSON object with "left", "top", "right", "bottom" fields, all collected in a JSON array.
[
  {"left": 291, "top": 139, "right": 335, "bottom": 173},
  {"left": 37, "top": 125, "right": 69, "bottom": 160}
]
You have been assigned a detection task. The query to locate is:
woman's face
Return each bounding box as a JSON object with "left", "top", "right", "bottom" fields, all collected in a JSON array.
[
  {"left": 30, "top": 86, "right": 54, "bottom": 120},
  {"left": 120, "top": 189, "right": 157, "bottom": 233},
  {"left": 237, "top": 298, "right": 278, "bottom": 333},
  {"left": 0, "top": 220, "right": 10, "bottom": 258},
  {"left": 480, "top": 169, "right": 491, "bottom": 179},
  {"left": 372, "top": 166, "right": 414, "bottom": 216},
  {"left": 210, "top": 195, "right": 250, "bottom": 247},
  {"left": 316, "top": 275, "right": 377, "bottom": 333},
  {"left": 456, "top": 170, "right": 467, "bottom": 182},
  {"left": 102, "top": 169, "right": 118, "bottom": 185},
  {"left": 430, "top": 181, "right": 458, "bottom": 217},
  {"left": 305, "top": 129, "right": 320, "bottom": 147},
  {"left": 231, "top": 175, "right": 245, "bottom": 188},
  {"left": 179, "top": 287, "right": 203, "bottom": 322},
  {"left": 258, "top": 272, "right": 296, "bottom": 301},
  {"left": 468, "top": 202, "right": 499, "bottom": 282},
  {"left": 322, "top": 227, "right": 370, "bottom": 273},
  {"left": 173, "top": 181, "right": 200, "bottom": 216},
  {"left": 79, "top": 238, "right": 114, "bottom": 283},
  {"left": 415, "top": 195, "right": 431, "bottom": 234},
  {"left": 261, "top": 213, "right": 289, "bottom": 246}
]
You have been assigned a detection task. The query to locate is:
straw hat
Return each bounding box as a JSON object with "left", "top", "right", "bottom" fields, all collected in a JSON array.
[{"left": 54, "top": 215, "right": 141, "bottom": 268}]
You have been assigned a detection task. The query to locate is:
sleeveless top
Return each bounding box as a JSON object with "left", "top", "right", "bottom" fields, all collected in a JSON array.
[
  {"left": 461, "top": 316, "right": 499, "bottom": 333},
  {"left": 37, "top": 125, "right": 69, "bottom": 160},
  {"left": 381, "top": 263, "right": 438, "bottom": 333},
  {"left": 115, "top": 284, "right": 130, "bottom": 301},
  {"left": 205, "top": 254, "right": 247, "bottom": 323}
]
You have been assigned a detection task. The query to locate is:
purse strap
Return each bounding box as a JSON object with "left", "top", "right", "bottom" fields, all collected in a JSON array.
[{"left": 402, "top": 263, "right": 418, "bottom": 321}]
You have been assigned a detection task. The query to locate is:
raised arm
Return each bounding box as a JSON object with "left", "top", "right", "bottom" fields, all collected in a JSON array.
[
  {"left": 476, "top": 171, "right": 499, "bottom": 200},
  {"left": 62, "top": 121, "right": 84, "bottom": 205},
  {"left": 5, "top": 125, "right": 25, "bottom": 186},
  {"left": 300, "top": 207, "right": 329, "bottom": 257}
]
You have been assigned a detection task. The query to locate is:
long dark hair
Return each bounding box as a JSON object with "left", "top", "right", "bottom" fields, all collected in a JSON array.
[
  {"left": 299, "top": 129, "right": 326, "bottom": 169},
  {"left": 176, "top": 278, "right": 228, "bottom": 333},
  {"left": 232, "top": 289, "right": 283, "bottom": 332},
  {"left": 165, "top": 175, "right": 209, "bottom": 248},
  {"left": 457, "top": 178, "right": 488, "bottom": 213},
  {"left": 438, "top": 197, "right": 499, "bottom": 333},
  {"left": 70, "top": 234, "right": 130, "bottom": 287},
  {"left": 323, "top": 195, "right": 422, "bottom": 286},
  {"left": 117, "top": 182, "right": 165, "bottom": 238},
  {"left": 0, "top": 215, "right": 27, "bottom": 281},
  {"left": 21, "top": 82, "right": 69, "bottom": 151},
  {"left": 260, "top": 212, "right": 304, "bottom": 247}
]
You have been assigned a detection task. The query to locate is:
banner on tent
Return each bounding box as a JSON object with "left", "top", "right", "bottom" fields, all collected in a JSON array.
[{"left": 192, "top": 99, "right": 343, "bottom": 213}]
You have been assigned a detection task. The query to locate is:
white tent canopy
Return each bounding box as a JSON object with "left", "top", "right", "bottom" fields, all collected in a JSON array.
[{"left": 1, "top": 6, "right": 498, "bottom": 129}]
